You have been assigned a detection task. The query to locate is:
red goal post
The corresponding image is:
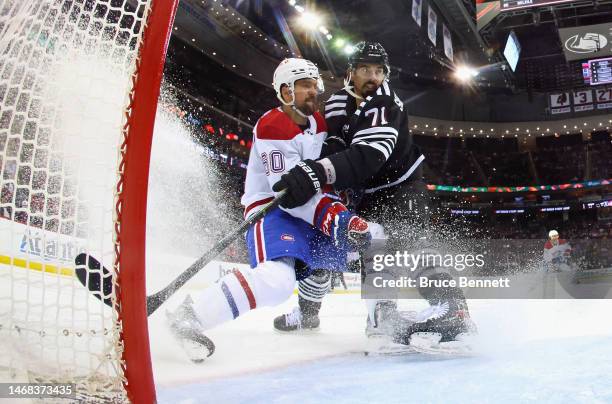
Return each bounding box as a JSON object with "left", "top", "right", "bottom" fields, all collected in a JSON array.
[{"left": 119, "top": 0, "right": 179, "bottom": 402}]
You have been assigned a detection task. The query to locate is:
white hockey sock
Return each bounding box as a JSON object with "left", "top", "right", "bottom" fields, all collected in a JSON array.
[
  {"left": 193, "top": 258, "right": 296, "bottom": 331},
  {"left": 298, "top": 269, "right": 331, "bottom": 303}
]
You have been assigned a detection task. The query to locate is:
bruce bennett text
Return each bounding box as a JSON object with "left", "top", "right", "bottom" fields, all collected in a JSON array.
[{"left": 372, "top": 276, "right": 511, "bottom": 289}]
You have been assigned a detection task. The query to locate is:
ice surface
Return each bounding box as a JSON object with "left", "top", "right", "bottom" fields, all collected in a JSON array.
[
  {"left": 149, "top": 271, "right": 612, "bottom": 403},
  {"left": 145, "top": 97, "right": 612, "bottom": 403}
]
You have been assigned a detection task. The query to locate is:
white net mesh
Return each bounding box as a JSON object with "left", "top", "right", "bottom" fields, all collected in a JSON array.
[{"left": 0, "top": 0, "right": 153, "bottom": 401}]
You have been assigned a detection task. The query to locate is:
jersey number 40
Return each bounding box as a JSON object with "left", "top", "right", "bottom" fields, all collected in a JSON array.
[{"left": 261, "top": 150, "right": 285, "bottom": 175}]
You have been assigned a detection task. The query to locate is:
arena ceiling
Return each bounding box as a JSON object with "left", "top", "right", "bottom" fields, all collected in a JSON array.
[{"left": 176, "top": 0, "right": 612, "bottom": 94}]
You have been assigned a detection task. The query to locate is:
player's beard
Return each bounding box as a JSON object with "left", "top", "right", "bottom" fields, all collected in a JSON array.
[
  {"left": 359, "top": 81, "right": 379, "bottom": 98},
  {"left": 296, "top": 97, "right": 317, "bottom": 116}
]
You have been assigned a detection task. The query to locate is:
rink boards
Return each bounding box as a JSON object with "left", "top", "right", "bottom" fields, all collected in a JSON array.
[{"left": 2, "top": 216, "right": 611, "bottom": 299}]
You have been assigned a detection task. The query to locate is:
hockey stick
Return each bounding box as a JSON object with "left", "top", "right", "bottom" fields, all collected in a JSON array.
[{"left": 75, "top": 190, "right": 287, "bottom": 316}]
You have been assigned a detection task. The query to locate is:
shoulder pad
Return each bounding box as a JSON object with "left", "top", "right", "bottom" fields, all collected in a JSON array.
[
  {"left": 374, "top": 82, "right": 403, "bottom": 111},
  {"left": 255, "top": 109, "right": 301, "bottom": 140},
  {"left": 365, "top": 92, "right": 403, "bottom": 112},
  {"left": 326, "top": 89, "right": 351, "bottom": 105}
]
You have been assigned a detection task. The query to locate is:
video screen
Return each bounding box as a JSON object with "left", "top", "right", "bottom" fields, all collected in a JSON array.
[{"left": 504, "top": 31, "right": 521, "bottom": 71}]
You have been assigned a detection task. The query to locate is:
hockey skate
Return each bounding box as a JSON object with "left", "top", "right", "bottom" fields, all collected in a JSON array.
[
  {"left": 364, "top": 301, "right": 417, "bottom": 356},
  {"left": 273, "top": 307, "right": 320, "bottom": 332},
  {"left": 365, "top": 300, "right": 400, "bottom": 338},
  {"left": 166, "top": 295, "right": 215, "bottom": 363},
  {"left": 394, "top": 301, "right": 477, "bottom": 357}
]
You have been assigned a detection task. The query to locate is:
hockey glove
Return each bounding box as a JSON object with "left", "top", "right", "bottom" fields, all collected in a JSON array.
[
  {"left": 321, "top": 136, "right": 346, "bottom": 158},
  {"left": 316, "top": 202, "right": 371, "bottom": 251},
  {"left": 272, "top": 159, "right": 326, "bottom": 209}
]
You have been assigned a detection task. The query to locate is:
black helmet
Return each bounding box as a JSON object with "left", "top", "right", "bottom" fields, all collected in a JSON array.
[{"left": 348, "top": 41, "right": 390, "bottom": 74}]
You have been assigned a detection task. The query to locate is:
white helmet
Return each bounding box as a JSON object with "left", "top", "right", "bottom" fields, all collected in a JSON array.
[
  {"left": 272, "top": 58, "right": 324, "bottom": 109},
  {"left": 549, "top": 230, "right": 559, "bottom": 238}
]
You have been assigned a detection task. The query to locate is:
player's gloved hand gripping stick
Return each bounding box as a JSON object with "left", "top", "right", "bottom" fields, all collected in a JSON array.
[
  {"left": 74, "top": 190, "right": 287, "bottom": 316},
  {"left": 274, "top": 159, "right": 372, "bottom": 251},
  {"left": 272, "top": 159, "right": 326, "bottom": 209}
]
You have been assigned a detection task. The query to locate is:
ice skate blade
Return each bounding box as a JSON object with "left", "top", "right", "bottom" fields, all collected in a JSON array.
[
  {"left": 273, "top": 326, "right": 320, "bottom": 334},
  {"left": 364, "top": 335, "right": 417, "bottom": 356},
  {"left": 409, "top": 332, "right": 475, "bottom": 357}
]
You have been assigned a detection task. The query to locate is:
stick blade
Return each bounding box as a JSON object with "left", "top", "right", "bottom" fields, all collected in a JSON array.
[{"left": 75, "top": 253, "right": 114, "bottom": 307}]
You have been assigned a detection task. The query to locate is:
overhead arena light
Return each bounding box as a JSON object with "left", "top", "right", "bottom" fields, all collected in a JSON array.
[
  {"left": 298, "top": 11, "right": 322, "bottom": 29},
  {"left": 334, "top": 38, "right": 346, "bottom": 48},
  {"left": 343, "top": 44, "right": 355, "bottom": 55},
  {"left": 454, "top": 65, "right": 479, "bottom": 83}
]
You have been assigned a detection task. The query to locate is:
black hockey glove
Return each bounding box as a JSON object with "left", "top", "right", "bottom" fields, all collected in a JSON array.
[
  {"left": 321, "top": 136, "right": 346, "bottom": 158},
  {"left": 272, "top": 159, "right": 326, "bottom": 209}
]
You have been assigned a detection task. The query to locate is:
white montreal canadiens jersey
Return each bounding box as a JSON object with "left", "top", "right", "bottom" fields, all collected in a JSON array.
[
  {"left": 241, "top": 108, "right": 332, "bottom": 226},
  {"left": 543, "top": 239, "right": 571, "bottom": 263}
]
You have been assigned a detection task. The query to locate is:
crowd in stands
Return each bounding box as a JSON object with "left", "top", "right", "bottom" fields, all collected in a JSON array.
[
  {"left": 478, "top": 151, "right": 532, "bottom": 186},
  {"left": 418, "top": 146, "right": 484, "bottom": 186},
  {"left": 414, "top": 133, "right": 610, "bottom": 187},
  {"left": 446, "top": 211, "right": 611, "bottom": 240},
  {"left": 532, "top": 144, "right": 586, "bottom": 184},
  {"left": 165, "top": 37, "right": 276, "bottom": 125},
  {"left": 589, "top": 135, "right": 612, "bottom": 180}
]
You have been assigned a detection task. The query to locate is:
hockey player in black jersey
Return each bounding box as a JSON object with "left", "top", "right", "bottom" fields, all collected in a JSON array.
[{"left": 272, "top": 42, "right": 475, "bottom": 348}]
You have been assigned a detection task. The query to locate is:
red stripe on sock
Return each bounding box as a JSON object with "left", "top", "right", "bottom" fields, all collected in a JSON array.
[{"left": 233, "top": 270, "right": 256, "bottom": 309}]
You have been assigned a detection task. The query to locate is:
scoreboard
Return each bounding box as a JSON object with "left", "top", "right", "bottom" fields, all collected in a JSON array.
[
  {"left": 589, "top": 57, "right": 612, "bottom": 86},
  {"left": 500, "top": 0, "right": 574, "bottom": 11}
]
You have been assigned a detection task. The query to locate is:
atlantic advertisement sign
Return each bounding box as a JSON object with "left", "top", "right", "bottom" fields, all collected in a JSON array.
[{"left": 559, "top": 23, "right": 612, "bottom": 61}]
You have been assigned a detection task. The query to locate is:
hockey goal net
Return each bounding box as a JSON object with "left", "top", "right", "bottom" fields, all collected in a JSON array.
[{"left": 0, "top": 0, "right": 176, "bottom": 402}]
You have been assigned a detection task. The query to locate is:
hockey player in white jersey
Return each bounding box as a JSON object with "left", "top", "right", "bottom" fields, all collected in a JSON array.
[
  {"left": 544, "top": 230, "right": 572, "bottom": 272},
  {"left": 166, "top": 58, "right": 372, "bottom": 362}
]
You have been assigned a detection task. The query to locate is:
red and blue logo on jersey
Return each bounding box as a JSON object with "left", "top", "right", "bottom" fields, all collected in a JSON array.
[{"left": 280, "top": 234, "right": 295, "bottom": 242}]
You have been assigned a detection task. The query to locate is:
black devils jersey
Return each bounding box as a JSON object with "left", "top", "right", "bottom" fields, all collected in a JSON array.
[{"left": 322, "top": 82, "right": 424, "bottom": 193}]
